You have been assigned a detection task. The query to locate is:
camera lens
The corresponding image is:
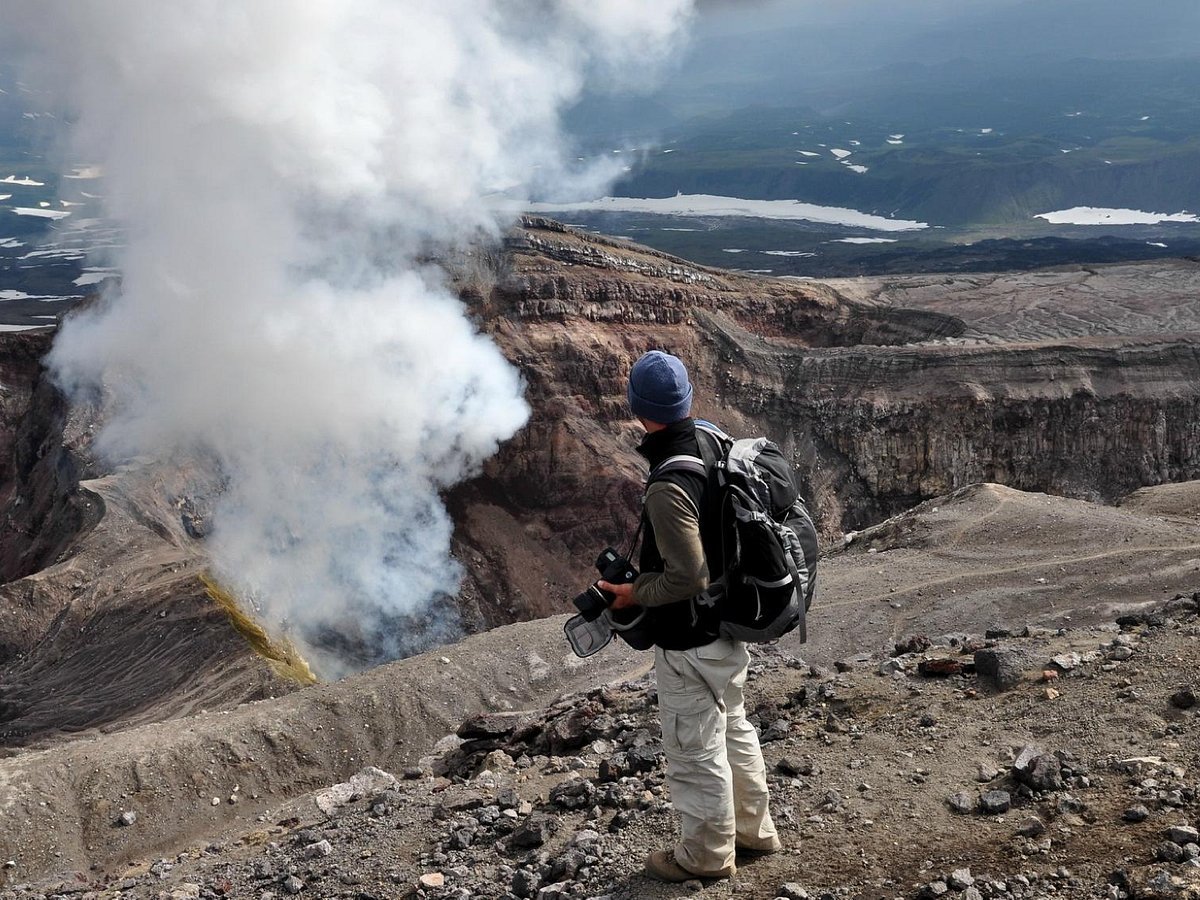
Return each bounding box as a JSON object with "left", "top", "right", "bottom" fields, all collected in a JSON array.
[{"left": 572, "top": 585, "right": 610, "bottom": 621}]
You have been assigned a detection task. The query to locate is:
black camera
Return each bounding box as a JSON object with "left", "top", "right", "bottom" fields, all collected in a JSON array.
[
  {"left": 564, "top": 547, "right": 654, "bottom": 656},
  {"left": 572, "top": 547, "right": 638, "bottom": 621}
]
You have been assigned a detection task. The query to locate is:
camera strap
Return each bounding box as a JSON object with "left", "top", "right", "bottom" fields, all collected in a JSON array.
[{"left": 622, "top": 518, "right": 642, "bottom": 564}]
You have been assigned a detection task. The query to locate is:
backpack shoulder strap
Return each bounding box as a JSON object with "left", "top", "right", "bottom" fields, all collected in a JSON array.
[{"left": 648, "top": 454, "right": 706, "bottom": 482}]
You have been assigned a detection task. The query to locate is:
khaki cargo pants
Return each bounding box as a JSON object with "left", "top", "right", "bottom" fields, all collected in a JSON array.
[{"left": 655, "top": 637, "right": 779, "bottom": 874}]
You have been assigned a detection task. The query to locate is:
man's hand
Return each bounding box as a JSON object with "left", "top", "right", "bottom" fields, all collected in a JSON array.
[{"left": 597, "top": 580, "right": 638, "bottom": 609}]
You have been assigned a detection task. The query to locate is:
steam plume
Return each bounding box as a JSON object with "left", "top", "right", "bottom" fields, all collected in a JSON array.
[{"left": 8, "top": 1, "right": 695, "bottom": 676}]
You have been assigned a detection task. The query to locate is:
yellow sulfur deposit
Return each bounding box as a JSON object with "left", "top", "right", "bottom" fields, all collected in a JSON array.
[{"left": 200, "top": 573, "right": 318, "bottom": 685}]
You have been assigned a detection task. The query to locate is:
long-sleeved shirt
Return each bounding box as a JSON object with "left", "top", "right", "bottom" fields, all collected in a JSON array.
[{"left": 633, "top": 480, "right": 709, "bottom": 607}]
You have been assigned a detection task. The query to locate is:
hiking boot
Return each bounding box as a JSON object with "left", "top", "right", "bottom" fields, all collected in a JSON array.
[
  {"left": 644, "top": 849, "right": 736, "bottom": 882},
  {"left": 736, "top": 834, "right": 783, "bottom": 858}
]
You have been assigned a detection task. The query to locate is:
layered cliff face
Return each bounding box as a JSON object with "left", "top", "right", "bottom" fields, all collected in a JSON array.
[{"left": 447, "top": 221, "right": 1200, "bottom": 624}]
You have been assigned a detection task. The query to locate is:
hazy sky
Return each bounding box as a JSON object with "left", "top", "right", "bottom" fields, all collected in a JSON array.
[{"left": 565, "top": 0, "right": 1200, "bottom": 138}]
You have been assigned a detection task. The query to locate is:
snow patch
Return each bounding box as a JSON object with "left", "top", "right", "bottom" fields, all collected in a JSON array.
[
  {"left": 523, "top": 194, "right": 928, "bottom": 231},
  {"left": 833, "top": 237, "right": 898, "bottom": 244},
  {"left": 0, "top": 175, "right": 44, "bottom": 186},
  {"left": 830, "top": 148, "right": 852, "bottom": 159},
  {"left": 0, "top": 290, "right": 70, "bottom": 303},
  {"left": 1035, "top": 207, "right": 1200, "bottom": 226},
  {"left": 763, "top": 250, "right": 817, "bottom": 258},
  {"left": 64, "top": 165, "right": 104, "bottom": 179},
  {"left": 12, "top": 207, "right": 71, "bottom": 220},
  {"left": 74, "top": 271, "right": 120, "bottom": 286}
]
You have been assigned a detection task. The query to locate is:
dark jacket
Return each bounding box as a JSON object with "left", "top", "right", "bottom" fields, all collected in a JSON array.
[{"left": 633, "top": 419, "right": 725, "bottom": 651}]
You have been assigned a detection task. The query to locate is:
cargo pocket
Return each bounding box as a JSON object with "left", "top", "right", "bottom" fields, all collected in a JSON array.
[{"left": 661, "top": 690, "right": 721, "bottom": 757}]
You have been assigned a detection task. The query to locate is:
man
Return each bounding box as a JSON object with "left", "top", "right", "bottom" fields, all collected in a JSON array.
[{"left": 597, "top": 349, "right": 782, "bottom": 882}]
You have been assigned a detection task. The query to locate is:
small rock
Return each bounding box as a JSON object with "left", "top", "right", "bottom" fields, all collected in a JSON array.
[
  {"left": 878, "top": 658, "right": 906, "bottom": 677},
  {"left": 511, "top": 815, "right": 555, "bottom": 849},
  {"left": 1166, "top": 825, "right": 1200, "bottom": 844},
  {"left": 419, "top": 873, "right": 445, "bottom": 889},
  {"left": 979, "top": 790, "right": 1012, "bottom": 814},
  {"left": 253, "top": 860, "right": 276, "bottom": 880},
  {"left": 1043, "top": 687, "right": 1061, "bottom": 701},
  {"left": 975, "top": 649, "right": 1031, "bottom": 691},
  {"left": 1051, "top": 652, "right": 1082, "bottom": 671},
  {"left": 1014, "top": 747, "right": 1064, "bottom": 792},
  {"left": 536, "top": 883, "right": 571, "bottom": 900},
  {"left": 761, "top": 718, "right": 791, "bottom": 742},
  {"left": 550, "top": 777, "right": 596, "bottom": 810},
  {"left": 777, "top": 756, "right": 814, "bottom": 777},
  {"left": 918, "top": 658, "right": 964, "bottom": 677},
  {"left": 1156, "top": 841, "right": 1186, "bottom": 863},
  {"left": 548, "top": 849, "right": 586, "bottom": 881},
  {"left": 511, "top": 869, "right": 540, "bottom": 898},
  {"left": 1124, "top": 805, "right": 1151, "bottom": 823},
  {"left": 1107, "top": 646, "right": 1135, "bottom": 662},
  {"left": 282, "top": 876, "right": 304, "bottom": 895},
  {"left": 313, "top": 766, "right": 398, "bottom": 816},
  {"left": 301, "top": 840, "right": 332, "bottom": 859},
  {"left": 211, "top": 797, "right": 221, "bottom": 807},
  {"left": 948, "top": 869, "right": 974, "bottom": 890},
  {"left": 976, "top": 764, "right": 1001, "bottom": 783},
  {"left": 482, "top": 749, "right": 516, "bottom": 773},
  {"left": 609, "top": 810, "right": 638, "bottom": 832},
  {"left": 778, "top": 884, "right": 809, "bottom": 900},
  {"left": 1017, "top": 816, "right": 1046, "bottom": 837},
  {"left": 1169, "top": 688, "right": 1197, "bottom": 710},
  {"left": 921, "top": 880, "right": 950, "bottom": 897},
  {"left": 894, "top": 635, "right": 932, "bottom": 656},
  {"left": 948, "top": 791, "right": 975, "bottom": 814},
  {"left": 118, "top": 811, "right": 137, "bottom": 827}
]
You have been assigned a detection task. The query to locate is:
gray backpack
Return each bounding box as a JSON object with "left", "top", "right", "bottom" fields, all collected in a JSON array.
[{"left": 652, "top": 421, "right": 819, "bottom": 643}]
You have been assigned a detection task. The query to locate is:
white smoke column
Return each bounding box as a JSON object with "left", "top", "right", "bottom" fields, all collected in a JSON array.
[{"left": 9, "top": 1, "right": 694, "bottom": 676}]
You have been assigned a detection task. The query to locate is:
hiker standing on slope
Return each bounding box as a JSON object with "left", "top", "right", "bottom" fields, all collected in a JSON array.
[{"left": 597, "top": 350, "right": 782, "bottom": 883}]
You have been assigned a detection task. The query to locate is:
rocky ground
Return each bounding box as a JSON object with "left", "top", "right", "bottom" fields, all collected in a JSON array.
[{"left": 5, "top": 594, "right": 1200, "bottom": 900}]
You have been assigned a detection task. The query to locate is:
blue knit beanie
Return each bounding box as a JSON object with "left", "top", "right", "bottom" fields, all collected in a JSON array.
[{"left": 627, "top": 351, "right": 693, "bottom": 423}]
